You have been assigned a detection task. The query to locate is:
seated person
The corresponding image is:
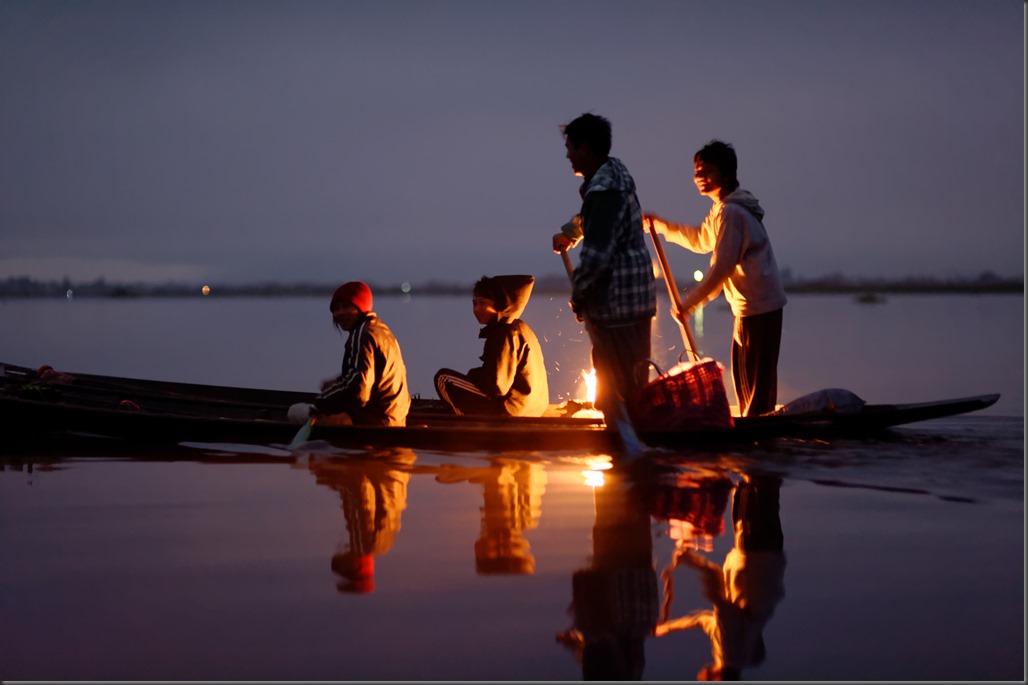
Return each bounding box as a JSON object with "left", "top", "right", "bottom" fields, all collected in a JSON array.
[
  {"left": 289, "top": 281, "right": 411, "bottom": 427},
  {"left": 434, "top": 275, "right": 549, "bottom": 417}
]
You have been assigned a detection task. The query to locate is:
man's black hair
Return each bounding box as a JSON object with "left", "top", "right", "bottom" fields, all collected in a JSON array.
[
  {"left": 694, "top": 140, "right": 738, "bottom": 185},
  {"left": 562, "top": 113, "right": 612, "bottom": 158}
]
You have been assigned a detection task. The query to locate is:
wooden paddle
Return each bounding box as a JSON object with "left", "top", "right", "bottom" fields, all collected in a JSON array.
[
  {"left": 287, "top": 413, "right": 315, "bottom": 449},
  {"left": 560, "top": 246, "right": 583, "bottom": 323},
  {"left": 646, "top": 217, "right": 701, "bottom": 362},
  {"left": 560, "top": 246, "right": 575, "bottom": 281}
]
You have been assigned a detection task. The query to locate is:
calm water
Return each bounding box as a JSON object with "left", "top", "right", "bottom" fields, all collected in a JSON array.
[{"left": 0, "top": 293, "right": 1024, "bottom": 681}]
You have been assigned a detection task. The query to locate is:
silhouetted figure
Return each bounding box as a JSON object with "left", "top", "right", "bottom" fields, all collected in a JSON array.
[
  {"left": 550, "top": 112, "right": 657, "bottom": 453},
  {"left": 557, "top": 472, "right": 658, "bottom": 680}
]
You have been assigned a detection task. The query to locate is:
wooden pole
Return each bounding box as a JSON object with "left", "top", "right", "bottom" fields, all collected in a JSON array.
[{"left": 646, "top": 218, "right": 700, "bottom": 361}]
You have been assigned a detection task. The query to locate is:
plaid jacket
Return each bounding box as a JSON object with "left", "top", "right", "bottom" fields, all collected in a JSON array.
[{"left": 572, "top": 157, "right": 656, "bottom": 323}]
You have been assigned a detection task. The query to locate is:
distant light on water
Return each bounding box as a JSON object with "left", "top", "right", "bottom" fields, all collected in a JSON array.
[
  {"left": 693, "top": 270, "right": 704, "bottom": 282},
  {"left": 201, "top": 285, "right": 211, "bottom": 296},
  {"left": 65, "top": 289, "right": 73, "bottom": 300},
  {"left": 401, "top": 282, "right": 411, "bottom": 294}
]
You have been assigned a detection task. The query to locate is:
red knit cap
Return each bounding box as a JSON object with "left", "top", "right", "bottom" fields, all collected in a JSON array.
[
  {"left": 330, "top": 281, "right": 373, "bottom": 313},
  {"left": 332, "top": 553, "right": 376, "bottom": 594}
]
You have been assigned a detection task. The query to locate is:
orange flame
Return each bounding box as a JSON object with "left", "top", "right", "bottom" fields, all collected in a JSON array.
[{"left": 582, "top": 368, "right": 597, "bottom": 403}]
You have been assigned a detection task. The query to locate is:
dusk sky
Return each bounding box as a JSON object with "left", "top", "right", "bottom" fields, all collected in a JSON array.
[{"left": 1, "top": 0, "right": 1023, "bottom": 287}]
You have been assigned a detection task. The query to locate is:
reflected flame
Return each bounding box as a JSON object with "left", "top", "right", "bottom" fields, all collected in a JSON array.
[{"left": 582, "top": 456, "right": 612, "bottom": 488}]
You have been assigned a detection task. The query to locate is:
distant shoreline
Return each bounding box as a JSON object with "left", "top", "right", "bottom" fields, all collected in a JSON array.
[{"left": 0, "top": 275, "right": 1022, "bottom": 299}]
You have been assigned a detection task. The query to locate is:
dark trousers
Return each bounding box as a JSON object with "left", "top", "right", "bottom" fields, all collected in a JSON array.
[
  {"left": 733, "top": 475, "right": 784, "bottom": 552},
  {"left": 732, "top": 308, "right": 783, "bottom": 417},
  {"left": 585, "top": 317, "right": 652, "bottom": 421},
  {"left": 434, "top": 368, "right": 504, "bottom": 416}
]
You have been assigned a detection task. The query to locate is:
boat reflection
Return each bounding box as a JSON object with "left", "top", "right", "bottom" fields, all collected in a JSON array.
[
  {"left": 299, "top": 447, "right": 418, "bottom": 593},
  {"left": 433, "top": 458, "right": 546, "bottom": 575},
  {"left": 654, "top": 471, "right": 787, "bottom": 681}
]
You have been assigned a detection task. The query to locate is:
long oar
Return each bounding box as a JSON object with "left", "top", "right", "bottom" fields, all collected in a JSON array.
[
  {"left": 646, "top": 217, "right": 701, "bottom": 362},
  {"left": 560, "top": 247, "right": 575, "bottom": 281},
  {"left": 560, "top": 247, "right": 582, "bottom": 323},
  {"left": 288, "top": 413, "right": 315, "bottom": 449}
]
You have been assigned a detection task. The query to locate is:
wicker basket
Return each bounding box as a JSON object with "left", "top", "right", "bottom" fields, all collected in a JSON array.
[{"left": 629, "top": 357, "right": 733, "bottom": 432}]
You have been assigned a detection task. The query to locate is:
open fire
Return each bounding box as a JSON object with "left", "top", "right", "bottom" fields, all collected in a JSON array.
[{"left": 570, "top": 368, "right": 604, "bottom": 420}]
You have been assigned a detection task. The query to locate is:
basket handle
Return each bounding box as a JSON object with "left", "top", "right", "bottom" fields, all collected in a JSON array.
[
  {"left": 635, "top": 358, "right": 666, "bottom": 381},
  {"left": 678, "top": 349, "right": 701, "bottom": 366}
]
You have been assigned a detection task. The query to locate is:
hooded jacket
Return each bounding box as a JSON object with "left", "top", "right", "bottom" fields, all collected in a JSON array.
[
  {"left": 314, "top": 311, "right": 411, "bottom": 426},
  {"left": 466, "top": 275, "right": 550, "bottom": 417},
  {"left": 662, "top": 188, "right": 787, "bottom": 318}
]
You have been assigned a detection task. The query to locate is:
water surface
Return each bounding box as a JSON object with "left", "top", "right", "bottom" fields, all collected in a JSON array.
[{"left": 0, "top": 293, "right": 1023, "bottom": 680}]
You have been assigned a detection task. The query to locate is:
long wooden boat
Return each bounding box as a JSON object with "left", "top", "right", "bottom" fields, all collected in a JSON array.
[{"left": 0, "top": 362, "right": 1000, "bottom": 453}]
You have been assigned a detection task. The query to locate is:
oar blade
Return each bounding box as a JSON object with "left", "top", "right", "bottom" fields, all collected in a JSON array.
[{"left": 287, "top": 419, "right": 313, "bottom": 450}]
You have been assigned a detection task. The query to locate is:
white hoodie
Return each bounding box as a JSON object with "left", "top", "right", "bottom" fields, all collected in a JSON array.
[{"left": 661, "top": 189, "right": 787, "bottom": 317}]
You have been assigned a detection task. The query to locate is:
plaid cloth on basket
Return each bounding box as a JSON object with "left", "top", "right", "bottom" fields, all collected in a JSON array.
[{"left": 628, "top": 358, "right": 734, "bottom": 432}]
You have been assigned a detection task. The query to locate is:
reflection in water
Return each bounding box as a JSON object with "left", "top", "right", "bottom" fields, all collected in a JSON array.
[
  {"left": 300, "top": 448, "right": 418, "bottom": 593},
  {"left": 556, "top": 471, "right": 659, "bottom": 680},
  {"left": 644, "top": 469, "right": 734, "bottom": 553},
  {"left": 434, "top": 458, "right": 547, "bottom": 575},
  {"left": 655, "top": 473, "right": 786, "bottom": 681}
]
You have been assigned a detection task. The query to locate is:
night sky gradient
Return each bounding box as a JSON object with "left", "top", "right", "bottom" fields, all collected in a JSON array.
[{"left": 1, "top": 0, "right": 1023, "bottom": 287}]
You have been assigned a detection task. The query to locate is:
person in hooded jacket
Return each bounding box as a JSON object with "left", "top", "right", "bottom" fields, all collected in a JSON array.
[
  {"left": 645, "top": 140, "right": 787, "bottom": 418},
  {"left": 434, "top": 274, "right": 550, "bottom": 417}
]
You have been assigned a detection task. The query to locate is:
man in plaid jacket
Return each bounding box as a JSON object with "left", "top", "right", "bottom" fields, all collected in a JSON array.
[{"left": 553, "top": 113, "right": 657, "bottom": 451}]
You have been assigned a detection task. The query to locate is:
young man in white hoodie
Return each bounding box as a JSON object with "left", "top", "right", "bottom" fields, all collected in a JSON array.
[{"left": 645, "top": 141, "right": 787, "bottom": 417}]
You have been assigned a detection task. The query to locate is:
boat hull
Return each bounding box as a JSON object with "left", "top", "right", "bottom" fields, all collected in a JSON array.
[{"left": 1, "top": 362, "right": 1001, "bottom": 453}]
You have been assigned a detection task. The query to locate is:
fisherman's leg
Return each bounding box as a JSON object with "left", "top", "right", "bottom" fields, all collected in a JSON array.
[
  {"left": 747, "top": 309, "right": 782, "bottom": 416},
  {"left": 732, "top": 310, "right": 782, "bottom": 417},
  {"left": 434, "top": 368, "right": 502, "bottom": 416},
  {"left": 731, "top": 474, "right": 784, "bottom": 552},
  {"left": 585, "top": 324, "right": 616, "bottom": 419},
  {"left": 586, "top": 319, "right": 650, "bottom": 457},
  {"left": 607, "top": 318, "right": 653, "bottom": 402}
]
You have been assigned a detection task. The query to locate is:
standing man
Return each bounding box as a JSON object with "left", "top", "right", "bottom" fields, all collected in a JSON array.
[
  {"left": 645, "top": 141, "right": 787, "bottom": 417},
  {"left": 552, "top": 113, "right": 656, "bottom": 450}
]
